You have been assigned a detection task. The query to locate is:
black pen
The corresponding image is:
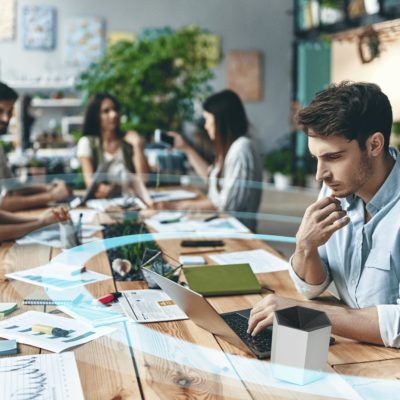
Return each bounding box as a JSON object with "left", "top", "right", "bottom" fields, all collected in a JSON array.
[{"left": 204, "top": 214, "right": 219, "bottom": 222}]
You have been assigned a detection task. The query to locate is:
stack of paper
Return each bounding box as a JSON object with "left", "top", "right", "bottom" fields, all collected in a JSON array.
[{"left": 0, "top": 302, "right": 17, "bottom": 318}]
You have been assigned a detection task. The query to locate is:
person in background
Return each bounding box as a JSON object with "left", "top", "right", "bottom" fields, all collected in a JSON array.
[
  {"left": 0, "top": 206, "right": 69, "bottom": 241},
  {"left": 0, "top": 82, "right": 70, "bottom": 211},
  {"left": 166, "top": 89, "right": 262, "bottom": 231},
  {"left": 77, "top": 93, "right": 150, "bottom": 199},
  {"left": 248, "top": 81, "right": 400, "bottom": 348}
]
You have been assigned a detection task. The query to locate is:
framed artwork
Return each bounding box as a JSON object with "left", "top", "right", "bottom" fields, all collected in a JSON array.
[
  {"left": 22, "top": 5, "right": 56, "bottom": 50},
  {"left": 227, "top": 51, "right": 263, "bottom": 102},
  {"left": 0, "top": 0, "right": 16, "bottom": 41},
  {"left": 65, "top": 17, "right": 105, "bottom": 68},
  {"left": 108, "top": 32, "right": 136, "bottom": 48}
]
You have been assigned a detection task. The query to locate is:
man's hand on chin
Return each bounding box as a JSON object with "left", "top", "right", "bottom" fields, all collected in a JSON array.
[{"left": 247, "top": 294, "right": 300, "bottom": 336}]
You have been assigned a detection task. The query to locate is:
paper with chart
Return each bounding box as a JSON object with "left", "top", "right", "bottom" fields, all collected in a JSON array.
[
  {"left": 0, "top": 352, "right": 84, "bottom": 400},
  {"left": 145, "top": 214, "right": 249, "bottom": 233},
  {"left": 6, "top": 262, "right": 111, "bottom": 291},
  {"left": 120, "top": 289, "right": 188, "bottom": 323},
  {"left": 209, "top": 249, "right": 289, "bottom": 273},
  {"left": 0, "top": 311, "right": 114, "bottom": 353},
  {"left": 58, "top": 302, "right": 126, "bottom": 327},
  {"left": 16, "top": 223, "right": 103, "bottom": 247}
]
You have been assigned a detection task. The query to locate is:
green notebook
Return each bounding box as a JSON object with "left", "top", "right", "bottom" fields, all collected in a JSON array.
[{"left": 183, "top": 263, "right": 261, "bottom": 296}]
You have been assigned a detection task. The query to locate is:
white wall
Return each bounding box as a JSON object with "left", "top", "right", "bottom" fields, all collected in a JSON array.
[
  {"left": 332, "top": 37, "right": 400, "bottom": 121},
  {"left": 0, "top": 0, "right": 294, "bottom": 153}
]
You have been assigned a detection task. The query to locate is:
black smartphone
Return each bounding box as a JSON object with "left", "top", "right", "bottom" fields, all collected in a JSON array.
[
  {"left": 154, "top": 129, "right": 174, "bottom": 147},
  {"left": 180, "top": 240, "right": 225, "bottom": 247}
]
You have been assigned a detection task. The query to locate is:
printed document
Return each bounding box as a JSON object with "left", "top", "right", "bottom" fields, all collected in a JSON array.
[{"left": 120, "top": 289, "right": 188, "bottom": 323}]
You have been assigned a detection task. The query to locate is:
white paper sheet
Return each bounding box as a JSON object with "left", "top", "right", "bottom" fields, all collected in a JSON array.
[
  {"left": 148, "top": 189, "right": 197, "bottom": 202},
  {"left": 119, "top": 289, "right": 188, "bottom": 323},
  {"left": 0, "top": 352, "right": 84, "bottom": 400},
  {"left": 0, "top": 311, "right": 114, "bottom": 353},
  {"left": 209, "top": 249, "right": 289, "bottom": 273},
  {"left": 6, "top": 262, "right": 111, "bottom": 291},
  {"left": 145, "top": 215, "right": 249, "bottom": 233}
]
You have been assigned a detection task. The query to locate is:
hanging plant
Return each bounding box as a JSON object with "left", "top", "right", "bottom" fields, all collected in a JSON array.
[{"left": 358, "top": 26, "right": 381, "bottom": 63}]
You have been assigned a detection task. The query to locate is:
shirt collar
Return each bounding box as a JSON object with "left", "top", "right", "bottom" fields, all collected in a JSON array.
[{"left": 341, "top": 147, "right": 399, "bottom": 214}]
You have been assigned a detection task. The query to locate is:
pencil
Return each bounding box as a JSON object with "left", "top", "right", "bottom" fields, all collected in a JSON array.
[{"left": 180, "top": 248, "right": 225, "bottom": 255}]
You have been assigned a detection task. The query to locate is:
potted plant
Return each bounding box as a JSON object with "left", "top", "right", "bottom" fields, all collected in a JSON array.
[
  {"left": 76, "top": 25, "right": 221, "bottom": 135},
  {"left": 264, "top": 147, "right": 293, "bottom": 190},
  {"left": 392, "top": 121, "right": 400, "bottom": 149},
  {"left": 320, "top": 0, "right": 345, "bottom": 25}
]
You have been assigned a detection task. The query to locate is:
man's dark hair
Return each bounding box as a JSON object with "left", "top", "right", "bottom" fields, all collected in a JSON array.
[
  {"left": 297, "top": 81, "right": 393, "bottom": 152},
  {"left": 0, "top": 82, "right": 18, "bottom": 102}
]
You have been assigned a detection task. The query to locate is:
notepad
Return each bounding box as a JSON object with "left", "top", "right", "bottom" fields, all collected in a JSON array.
[{"left": 183, "top": 263, "right": 261, "bottom": 296}]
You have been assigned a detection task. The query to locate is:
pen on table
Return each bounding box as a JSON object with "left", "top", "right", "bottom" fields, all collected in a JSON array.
[
  {"left": 160, "top": 218, "right": 181, "bottom": 224},
  {"left": 180, "top": 248, "right": 225, "bottom": 255},
  {"left": 203, "top": 214, "right": 219, "bottom": 222},
  {"left": 70, "top": 266, "right": 87, "bottom": 276},
  {"left": 76, "top": 212, "right": 83, "bottom": 243},
  {"left": 31, "top": 324, "right": 70, "bottom": 337}
]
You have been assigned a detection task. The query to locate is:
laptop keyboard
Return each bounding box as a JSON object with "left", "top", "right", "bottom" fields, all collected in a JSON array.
[{"left": 221, "top": 312, "right": 272, "bottom": 356}]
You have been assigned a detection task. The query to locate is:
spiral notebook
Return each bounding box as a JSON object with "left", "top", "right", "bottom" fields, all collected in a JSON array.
[{"left": 183, "top": 263, "right": 261, "bottom": 296}]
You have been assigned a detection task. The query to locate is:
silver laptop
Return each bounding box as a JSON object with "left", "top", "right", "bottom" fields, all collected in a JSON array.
[{"left": 143, "top": 267, "right": 273, "bottom": 359}]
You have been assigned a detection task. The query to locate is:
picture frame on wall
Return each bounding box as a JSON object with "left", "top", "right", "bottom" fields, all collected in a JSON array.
[
  {"left": 65, "top": 17, "right": 105, "bottom": 68},
  {"left": 22, "top": 5, "right": 56, "bottom": 50},
  {"left": 227, "top": 50, "right": 263, "bottom": 102}
]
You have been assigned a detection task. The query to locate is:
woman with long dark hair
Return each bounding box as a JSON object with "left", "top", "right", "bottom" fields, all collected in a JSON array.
[
  {"left": 168, "top": 89, "right": 262, "bottom": 230},
  {"left": 77, "top": 93, "right": 149, "bottom": 198}
]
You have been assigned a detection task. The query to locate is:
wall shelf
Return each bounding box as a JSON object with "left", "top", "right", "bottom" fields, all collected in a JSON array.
[{"left": 31, "top": 98, "right": 82, "bottom": 108}]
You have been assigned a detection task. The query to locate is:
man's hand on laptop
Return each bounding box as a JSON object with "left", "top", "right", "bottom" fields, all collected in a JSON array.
[{"left": 247, "top": 294, "right": 299, "bottom": 336}]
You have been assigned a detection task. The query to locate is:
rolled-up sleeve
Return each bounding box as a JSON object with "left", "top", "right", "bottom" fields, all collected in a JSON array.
[
  {"left": 376, "top": 304, "right": 400, "bottom": 348},
  {"left": 288, "top": 255, "right": 332, "bottom": 299}
]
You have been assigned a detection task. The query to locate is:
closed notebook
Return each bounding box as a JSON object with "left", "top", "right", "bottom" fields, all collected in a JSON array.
[{"left": 183, "top": 263, "right": 261, "bottom": 296}]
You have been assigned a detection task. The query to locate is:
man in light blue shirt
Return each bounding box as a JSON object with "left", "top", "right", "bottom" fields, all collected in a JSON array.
[{"left": 248, "top": 82, "right": 400, "bottom": 348}]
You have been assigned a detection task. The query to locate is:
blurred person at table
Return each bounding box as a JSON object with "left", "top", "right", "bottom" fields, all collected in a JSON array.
[
  {"left": 0, "top": 206, "right": 69, "bottom": 241},
  {"left": 0, "top": 82, "right": 70, "bottom": 211},
  {"left": 165, "top": 89, "right": 262, "bottom": 231},
  {"left": 77, "top": 93, "right": 150, "bottom": 199}
]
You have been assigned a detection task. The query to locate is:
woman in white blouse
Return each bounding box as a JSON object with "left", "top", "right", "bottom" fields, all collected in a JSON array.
[
  {"left": 168, "top": 89, "right": 262, "bottom": 231},
  {"left": 77, "top": 93, "right": 149, "bottom": 198}
]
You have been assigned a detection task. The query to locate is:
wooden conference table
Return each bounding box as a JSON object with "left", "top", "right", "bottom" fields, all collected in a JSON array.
[{"left": 0, "top": 206, "right": 399, "bottom": 399}]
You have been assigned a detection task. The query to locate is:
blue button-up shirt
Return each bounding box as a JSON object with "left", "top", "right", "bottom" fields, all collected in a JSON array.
[{"left": 289, "top": 147, "right": 400, "bottom": 347}]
